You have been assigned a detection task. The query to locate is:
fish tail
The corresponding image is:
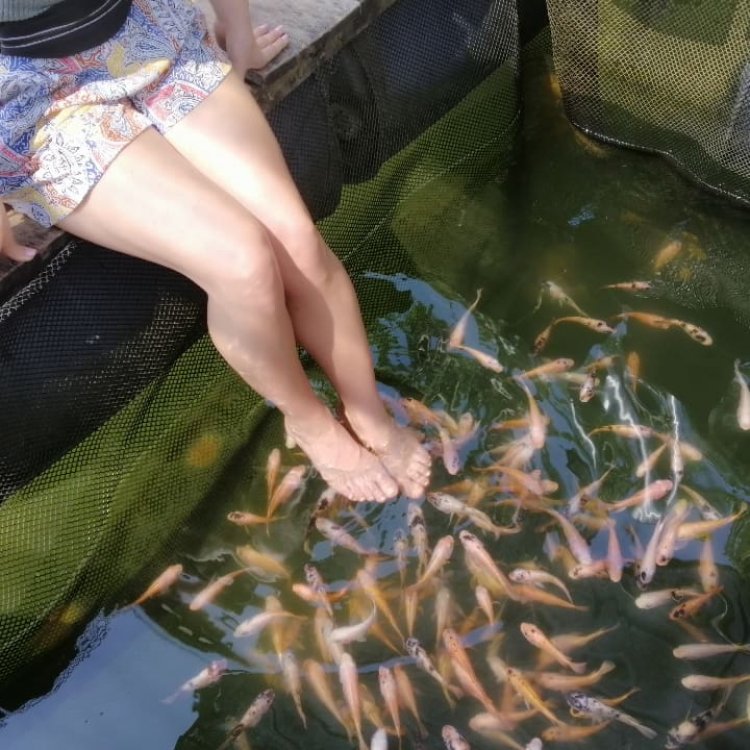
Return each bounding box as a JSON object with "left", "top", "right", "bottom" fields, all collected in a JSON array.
[{"left": 620, "top": 715, "right": 657, "bottom": 739}]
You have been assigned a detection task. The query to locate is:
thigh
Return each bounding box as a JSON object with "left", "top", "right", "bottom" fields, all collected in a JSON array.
[
  {"left": 160, "top": 73, "right": 313, "bottom": 238},
  {"left": 57, "top": 125, "right": 273, "bottom": 296}
]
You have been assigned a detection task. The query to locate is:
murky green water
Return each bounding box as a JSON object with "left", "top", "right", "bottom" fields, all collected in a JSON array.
[{"left": 4, "top": 32, "right": 750, "bottom": 750}]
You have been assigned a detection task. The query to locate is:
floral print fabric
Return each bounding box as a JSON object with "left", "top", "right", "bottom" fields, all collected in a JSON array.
[{"left": 0, "top": 0, "right": 230, "bottom": 227}]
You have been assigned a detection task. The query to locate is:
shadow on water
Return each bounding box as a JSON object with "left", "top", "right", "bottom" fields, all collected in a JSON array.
[{"left": 4, "top": 29, "right": 750, "bottom": 750}]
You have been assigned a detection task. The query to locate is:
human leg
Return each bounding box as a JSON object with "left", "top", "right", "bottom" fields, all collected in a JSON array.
[
  {"left": 157, "top": 73, "right": 431, "bottom": 497},
  {"left": 57, "top": 126, "right": 399, "bottom": 502}
]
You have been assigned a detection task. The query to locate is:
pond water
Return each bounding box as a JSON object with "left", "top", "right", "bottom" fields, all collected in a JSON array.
[{"left": 3, "top": 32, "right": 750, "bottom": 750}]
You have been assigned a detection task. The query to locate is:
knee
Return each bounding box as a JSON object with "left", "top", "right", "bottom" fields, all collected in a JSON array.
[
  {"left": 206, "top": 222, "right": 282, "bottom": 304},
  {"left": 276, "top": 216, "right": 340, "bottom": 288}
]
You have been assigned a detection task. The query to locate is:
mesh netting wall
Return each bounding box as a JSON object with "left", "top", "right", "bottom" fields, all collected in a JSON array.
[
  {"left": 546, "top": 0, "right": 750, "bottom": 206},
  {"left": 0, "top": 0, "right": 519, "bottom": 687}
]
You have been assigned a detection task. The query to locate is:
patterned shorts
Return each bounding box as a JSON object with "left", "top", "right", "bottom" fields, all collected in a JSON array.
[{"left": 0, "top": 0, "right": 231, "bottom": 227}]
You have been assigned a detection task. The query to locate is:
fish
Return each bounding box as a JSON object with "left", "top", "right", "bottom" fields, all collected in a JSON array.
[
  {"left": 454, "top": 344, "right": 505, "bottom": 373},
  {"left": 635, "top": 443, "right": 667, "bottom": 478},
  {"left": 520, "top": 622, "right": 586, "bottom": 673},
  {"left": 541, "top": 722, "right": 611, "bottom": 742},
  {"left": 475, "top": 585, "right": 494, "bottom": 624},
  {"left": 519, "top": 381, "right": 547, "bottom": 450},
  {"left": 442, "top": 628, "right": 498, "bottom": 715},
  {"left": 131, "top": 563, "right": 183, "bottom": 607},
  {"left": 217, "top": 689, "right": 275, "bottom": 750},
  {"left": 378, "top": 666, "right": 402, "bottom": 741},
  {"left": 404, "top": 586, "right": 419, "bottom": 637},
  {"left": 468, "top": 714, "right": 526, "bottom": 750},
  {"left": 543, "top": 281, "right": 588, "bottom": 316},
  {"left": 266, "top": 464, "right": 307, "bottom": 524},
  {"left": 233, "top": 608, "right": 301, "bottom": 638},
  {"left": 516, "top": 358, "right": 575, "bottom": 380},
  {"left": 534, "top": 661, "right": 616, "bottom": 692},
  {"left": 566, "top": 692, "right": 656, "bottom": 738},
  {"left": 370, "top": 728, "right": 388, "bottom": 750},
  {"left": 682, "top": 673, "right": 750, "bottom": 691},
  {"left": 393, "top": 529, "right": 409, "bottom": 586},
  {"left": 699, "top": 537, "right": 720, "bottom": 592},
  {"left": 328, "top": 605, "right": 377, "bottom": 645},
  {"left": 163, "top": 659, "right": 227, "bottom": 703},
  {"left": 602, "top": 281, "right": 653, "bottom": 292},
  {"left": 540, "top": 508, "right": 592, "bottom": 565},
  {"left": 408, "top": 535, "right": 454, "bottom": 593},
  {"left": 671, "top": 319, "right": 712, "bottom": 346},
  {"left": 607, "top": 478, "right": 673, "bottom": 513},
  {"left": 438, "top": 427, "right": 462, "bottom": 475},
  {"left": 266, "top": 448, "right": 282, "bottom": 501},
  {"left": 280, "top": 650, "right": 307, "bottom": 728},
  {"left": 533, "top": 316, "right": 613, "bottom": 353},
  {"left": 578, "top": 372, "right": 598, "bottom": 403},
  {"left": 588, "top": 423, "right": 655, "bottom": 440},
  {"left": 189, "top": 569, "right": 247, "bottom": 611},
  {"left": 449, "top": 289, "right": 482, "bottom": 348},
  {"left": 680, "top": 485, "right": 722, "bottom": 521},
  {"left": 653, "top": 237, "right": 683, "bottom": 270},
  {"left": 735, "top": 360, "right": 750, "bottom": 430},
  {"left": 606, "top": 522, "right": 624, "bottom": 583},
  {"left": 459, "top": 530, "right": 519, "bottom": 600},
  {"left": 355, "top": 567, "right": 404, "bottom": 640},
  {"left": 626, "top": 351, "right": 641, "bottom": 392},
  {"left": 442, "top": 725, "right": 471, "bottom": 750},
  {"left": 513, "top": 584, "right": 587, "bottom": 611},
  {"left": 508, "top": 568, "right": 572, "bottom": 602},
  {"left": 227, "top": 511, "right": 277, "bottom": 527},
  {"left": 505, "top": 667, "right": 563, "bottom": 725},
  {"left": 634, "top": 588, "right": 700, "bottom": 609},
  {"left": 315, "top": 518, "right": 378, "bottom": 556},
  {"left": 393, "top": 664, "right": 427, "bottom": 737},
  {"left": 406, "top": 637, "right": 460, "bottom": 706},
  {"left": 654, "top": 499, "right": 691, "bottom": 567},
  {"left": 407, "top": 503, "right": 430, "bottom": 573},
  {"left": 235, "top": 545, "right": 290, "bottom": 580},
  {"left": 303, "top": 659, "right": 351, "bottom": 739},
  {"left": 673, "top": 642, "right": 750, "bottom": 660},
  {"left": 669, "top": 586, "right": 723, "bottom": 620},
  {"left": 304, "top": 563, "right": 334, "bottom": 616},
  {"left": 339, "top": 653, "right": 368, "bottom": 750},
  {"left": 676, "top": 505, "right": 747, "bottom": 540},
  {"left": 568, "top": 468, "right": 613, "bottom": 515}
]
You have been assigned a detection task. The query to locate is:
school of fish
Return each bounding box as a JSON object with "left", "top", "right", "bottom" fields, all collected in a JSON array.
[{"left": 132, "top": 280, "right": 750, "bottom": 750}]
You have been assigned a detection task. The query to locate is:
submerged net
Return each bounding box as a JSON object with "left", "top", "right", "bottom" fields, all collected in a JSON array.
[
  {"left": 0, "top": 0, "right": 520, "bottom": 688},
  {"left": 546, "top": 0, "right": 750, "bottom": 206}
]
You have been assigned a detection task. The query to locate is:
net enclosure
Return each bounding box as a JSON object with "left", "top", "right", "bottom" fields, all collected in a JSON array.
[
  {"left": 547, "top": 0, "right": 750, "bottom": 206},
  {"left": 0, "top": 0, "right": 522, "bottom": 690}
]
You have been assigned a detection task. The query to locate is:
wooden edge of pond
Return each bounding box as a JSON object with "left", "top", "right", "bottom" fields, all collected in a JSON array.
[{"left": 0, "top": 0, "right": 398, "bottom": 299}]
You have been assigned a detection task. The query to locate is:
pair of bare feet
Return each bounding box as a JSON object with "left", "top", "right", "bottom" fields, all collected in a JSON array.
[{"left": 285, "top": 412, "right": 431, "bottom": 503}]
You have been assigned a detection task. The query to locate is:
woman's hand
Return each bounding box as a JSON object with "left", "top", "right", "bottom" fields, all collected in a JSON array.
[
  {"left": 210, "top": 0, "right": 289, "bottom": 73},
  {"left": 0, "top": 207, "right": 36, "bottom": 263},
  {"left": 223, "top": 23, "right": 289, "bottom": 72}
]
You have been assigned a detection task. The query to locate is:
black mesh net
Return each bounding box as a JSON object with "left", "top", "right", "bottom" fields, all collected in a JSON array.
[
  {"left": 0, "top": 0, "right": 520, "bottom": 687},
  {"left": 546, "top": 0, "right": 750, "bottom": 206}
]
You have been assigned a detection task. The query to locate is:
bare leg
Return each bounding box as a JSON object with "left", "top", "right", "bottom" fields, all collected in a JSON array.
[
  {"left": 163, "top": 73, "right": 431, "bottom": 497},
  {"left": 58, "top": 127, "right": 398, "bottom": 503}
]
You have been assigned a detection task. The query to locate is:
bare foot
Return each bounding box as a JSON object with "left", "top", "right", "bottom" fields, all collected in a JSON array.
[
  {"left": 346, "top": 416, "right": 431, "bottom": 499},
  {"left": 285, "top": 417, "right": 399, "bottom": 503}
]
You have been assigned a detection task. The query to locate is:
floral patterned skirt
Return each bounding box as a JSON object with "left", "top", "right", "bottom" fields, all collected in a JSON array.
[{"left": 0, "top": 0, "right": 231, "bottom": 227}]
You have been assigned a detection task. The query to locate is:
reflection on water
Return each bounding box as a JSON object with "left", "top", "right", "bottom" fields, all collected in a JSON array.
[{"left": 4, "top": 30, "right": 750, "bottom": 750}]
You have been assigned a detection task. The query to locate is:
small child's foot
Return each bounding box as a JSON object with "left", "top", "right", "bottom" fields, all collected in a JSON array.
[
  {"left": 347, "top": 417, "right": 431, "bottom": 499},
  {"left": 284, "top": 417, "right": 399, "bottom": 503}
]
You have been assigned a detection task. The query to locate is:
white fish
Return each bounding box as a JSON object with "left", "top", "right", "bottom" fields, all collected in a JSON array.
[
  {"left": 442, "top": 725, "right": 471, "bottom": 750},
  {"left": 734, "top": 360, "right": 750, "bottom": 430},
  {"left": 370, "top": 728, "right": 389, "bottom": 750},
  {"left": 328, "top": 606, "right": 377, "bottom": 644},
  {"left": 163, "top": 659, "right": 227, "bottom": 703},
  {"left": 673, "top": 642, "right": 750, "bottom": 660},
  {"left": 567, "top": 691, "right": 656, "bottom": 738}
]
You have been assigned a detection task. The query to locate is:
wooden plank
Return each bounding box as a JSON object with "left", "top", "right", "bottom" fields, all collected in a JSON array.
[{"left": 1, "top": 0, "right": 400, "bottom": 299}]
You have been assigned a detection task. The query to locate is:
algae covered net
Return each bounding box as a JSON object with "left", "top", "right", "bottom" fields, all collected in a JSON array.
[{"left": 546, "top": 0, "right": 750, "bottom": 206}]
